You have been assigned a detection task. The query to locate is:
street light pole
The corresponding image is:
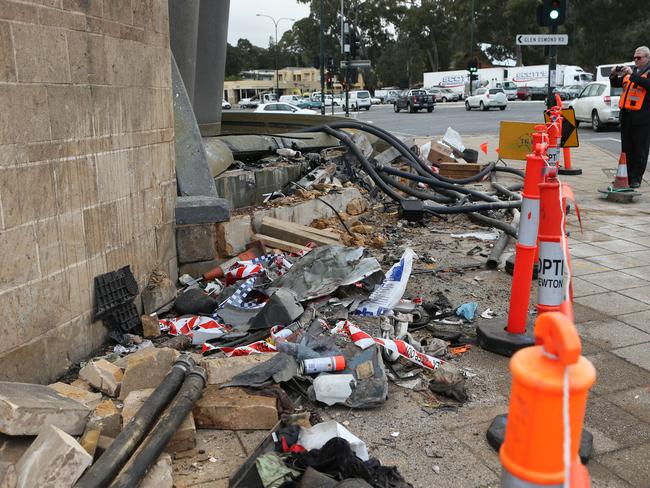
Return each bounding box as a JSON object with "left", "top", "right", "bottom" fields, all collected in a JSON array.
[{"left": 256, "top": 14, "right": 295, "bottom": 99}]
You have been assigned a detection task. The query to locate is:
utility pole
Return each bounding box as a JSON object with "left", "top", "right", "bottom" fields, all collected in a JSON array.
[
  {"left": 256, "top": 14, "right": 295, "bottom": 99},
  {"left": 469, "top": 0, "right": 475, "bottom": 95},
  {"left": 319, "top": 0, "right": 325, "bottom": 115}
]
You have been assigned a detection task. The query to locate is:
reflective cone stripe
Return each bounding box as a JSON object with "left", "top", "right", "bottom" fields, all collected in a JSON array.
[
  {"left": 518, "top": 198, "right": 540, "bottom": 247},
  {"left": 612, "top": 153, "right": 629, "bottom": 189}
]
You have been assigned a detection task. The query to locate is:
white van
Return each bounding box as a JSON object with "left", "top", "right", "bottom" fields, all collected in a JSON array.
[{"left": 347, "top": 90, "right": 372, "bottom": 111}]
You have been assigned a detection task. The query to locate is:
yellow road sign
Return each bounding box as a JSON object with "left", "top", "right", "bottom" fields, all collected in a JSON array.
[
  {"left": 544, "top": 107, "right": 579, "bottom": 148},
  {"left": 498, "top": 121, "right": 539, "bottom": 161}
]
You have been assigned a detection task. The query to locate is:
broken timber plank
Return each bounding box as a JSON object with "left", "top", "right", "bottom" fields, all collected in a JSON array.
[
  {"left": 252, "top": 234, "right": 310, "bottom": 255},
  {"left": 260, "top": 217, "right": 339, "bottom": 246}
]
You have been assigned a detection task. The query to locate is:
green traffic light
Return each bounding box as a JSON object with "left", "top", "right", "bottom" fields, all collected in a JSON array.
[{"left": 549, "top": 9, "right": 559, "bottom": 19}]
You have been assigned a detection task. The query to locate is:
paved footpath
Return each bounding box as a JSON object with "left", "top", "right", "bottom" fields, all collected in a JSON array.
[{"left": 465, "top": 136, "right": 650, "bottom": 488}]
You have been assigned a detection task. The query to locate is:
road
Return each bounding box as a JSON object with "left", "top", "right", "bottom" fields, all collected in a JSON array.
[{"left": 331, "top": 101, "right": 622, "bottom": 157}]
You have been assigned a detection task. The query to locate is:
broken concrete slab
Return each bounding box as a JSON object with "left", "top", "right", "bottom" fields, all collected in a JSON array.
[
  {"left": 141, "top": 314, "right": 162, "bottom": 338},
  {"left": 346, "top": 197, "right": 369, "bottom": 216},
  {"left": 70, "top": 379, "right": 93, "bottom": 391},
  {"left": 123, "top": 389, "right": 196, "bottom": 453},
  {"left": 214, "top": 170, "right": 257, "bottom": 210},
  {"left": 175, "top": 196, "right": 231, "bottom": 226},
  {"left": 176, "top": 224, "right": 217, "bottom": 264},
  {"left": 48, "top": 382, "right": 102, "bottom": 409},
  {"left": 200, "top": 354, "right": 278, "bottom": 385},
  {"left": 193, "top": 386, "right": 278, "bottom": 430},
  {"left": 215, "top": 215, "right": 253, "bottom": 257},
  {"left": 179, "top": 259, "right": 221, "bottom": 279},
  {"left": 79, "top": 359, "right": 123, "bottom": 397},
  {"left": 0, "top": 462, "right": 16, "bottom": 488},
  {"left": 140, "top": 453, "right": 173, "bottom": 488},
  {"left": 91, "top": 400, "right": 121, "bottom": 438},
  {"left": 118, "top": 347, "right": 179, "bottom": 400},
  {"left": 15, "top": 424, "right": 92, "bottom": 488},
  {"left": 0, "top": 382, "right": 90, "bottom": 436},
  {"left": 142, "top": 277, "right": 177, "bottom": 315},
  {"left": 79, "top": 421, "right": 102, "bottom": 458}
]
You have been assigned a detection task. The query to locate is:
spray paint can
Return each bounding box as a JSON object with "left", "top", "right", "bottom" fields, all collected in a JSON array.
[{"left": 300, "top": 356, "right": 346, "bottom": 375}]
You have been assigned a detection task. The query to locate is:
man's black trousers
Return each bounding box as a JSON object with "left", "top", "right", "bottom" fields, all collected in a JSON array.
[{"left": 621, "top": 118, "right": 650, "bottom": 184}]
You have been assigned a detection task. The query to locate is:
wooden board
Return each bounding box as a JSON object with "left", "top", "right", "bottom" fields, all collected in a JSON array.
[
  {"left": 439, "top": 162, "right": 484, "bottom": 178},
  {"left": 252, "top": 234, "right": 310, "bottom": 255},
  {"left": 259, "top": 217, "right": 339, "bottom": 246}
]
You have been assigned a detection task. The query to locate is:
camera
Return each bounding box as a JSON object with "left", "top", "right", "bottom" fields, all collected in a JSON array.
[{"left": 615, "top": 65, "right": 625, "bottom": 72}]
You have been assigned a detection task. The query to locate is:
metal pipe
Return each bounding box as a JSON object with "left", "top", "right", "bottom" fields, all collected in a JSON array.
[
  {"left": 487, "top": 210, "right": 520, "bottom": 269},
  {"left": 108, "top": 367, "right": 208, "bottom": 488},
  {"left": 75, "top": 356, "right": 195, "bottom": 488}
]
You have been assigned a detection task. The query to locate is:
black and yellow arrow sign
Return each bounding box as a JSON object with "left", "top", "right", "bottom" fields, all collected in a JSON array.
[{"left": 544, "top": 107, "right": 579, "bottom": 148}]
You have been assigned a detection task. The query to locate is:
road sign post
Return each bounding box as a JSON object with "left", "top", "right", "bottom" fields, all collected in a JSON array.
[{"left": 516, "top": 34, "right": 568, "bottom": 45}]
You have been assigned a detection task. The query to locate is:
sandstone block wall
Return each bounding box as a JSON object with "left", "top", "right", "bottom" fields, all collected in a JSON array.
[{"left": 0, "top": 0, "right": 176, "bottom": 383}]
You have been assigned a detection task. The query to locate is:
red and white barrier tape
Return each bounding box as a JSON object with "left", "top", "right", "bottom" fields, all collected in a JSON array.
[
  {"left": 201, "top": 340, "right": 277, "bottom": 356},
  {"left": 159, "top": 316, "right": 229, "bottom": 339},
  {"left": 332, "top": 320, "right": 444, "bottom": 370}
]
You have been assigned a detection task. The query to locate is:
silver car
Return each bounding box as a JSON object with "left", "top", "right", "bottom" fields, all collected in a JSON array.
[
  {"left": 464, "top": 88, "right": 507, "bottom": 111},
  {"left": 569, "top": 82, "right": 621, "bottom": 131}
]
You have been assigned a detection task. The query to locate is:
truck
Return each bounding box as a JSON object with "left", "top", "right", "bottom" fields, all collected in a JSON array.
[
  {"left": 239, "top": 92, "right": 277, "bottom": 109},
  {"left": 595, "top": 62, "right": 635, "bottom": 82},
  {"left": 423, "top": 65, "right": 591, "bottom": 100}
]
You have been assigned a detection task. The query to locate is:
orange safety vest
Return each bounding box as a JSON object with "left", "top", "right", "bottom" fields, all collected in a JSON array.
[{"left": 619, "top": 71, "right": 648, "bottom": 111}]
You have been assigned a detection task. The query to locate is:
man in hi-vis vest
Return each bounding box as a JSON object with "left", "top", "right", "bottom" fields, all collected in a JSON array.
[{"left": 610, "top": 46, "right": 650, "bottom": 188}]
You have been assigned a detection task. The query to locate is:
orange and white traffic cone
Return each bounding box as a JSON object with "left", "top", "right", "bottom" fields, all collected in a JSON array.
[
  {"left": 500, "top": 312, "right": 596, "bottom": 487},
  {"left": 612, "top": 152, "right": 630, "bottom": 189}
]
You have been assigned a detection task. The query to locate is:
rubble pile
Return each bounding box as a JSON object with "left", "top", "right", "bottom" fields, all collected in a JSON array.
[{"left": 0, "top": 125, "right": 526, "bottom": 487}]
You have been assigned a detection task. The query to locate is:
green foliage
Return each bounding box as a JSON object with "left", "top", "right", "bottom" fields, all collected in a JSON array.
[{"left": 226, "top": 0, "right": 648, "bottom": 85}]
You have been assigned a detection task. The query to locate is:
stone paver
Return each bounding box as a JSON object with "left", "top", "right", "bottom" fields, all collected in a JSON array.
[
  {"left": 588, "top": 254, "right": 647, "bottom": 271},
  {"left": 576, "top": 319, "right": 650, "bottom": 349},
  {"left": 622, "top": 235, "right": 650, "bottom": 247},
  {"left": 572, "top": 277, "right": 609, "bottom": 298},
  {"left": 570, "top": 259, "right": 612, "bottom": 277},
  {"left": 580, "top": 270, "right": 650, "bottom": 291},
  {"left": 604, "top": 386, "right": 650, "bottom": 424},
  {"left": 571, "top": 230, "right": 613, "bottom": 244},
  {"left": 574, "top": 292, "right": 649, "bottom": 316},
  {"left": 584, "top": 397, "right": 650, "bottom": 452},
  {"left": 593, "top": 239, "right": 649, "bottom": 253},
  {"left": 584, "top": 352, "right": 650, "bottom": 396},
  {"left": 619, "top": 285, "right": 650, "bottom": 305},
  {"left": 570, "top": 243, "right": 614, "bottom": 258},
  {"left": 624, "top": 249, "right": 650, "bottom": 264},
  {"left": 611, "top": 343, "right": 650, "bottom": 371},
  {"left": 597, "top": 443, "right": 650, "bottom": 487},
  {"left": 619, "top": 264, "right": 650, "bottom": 279},
  {"left": 594, "top": 225, "right": 646, "bottom": 240},
  {"left": 616, "top": 309, "right": 650, "bottom": 334}
]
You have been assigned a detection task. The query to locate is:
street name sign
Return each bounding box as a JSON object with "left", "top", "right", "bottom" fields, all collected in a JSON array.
[
  {"left": 516, "top": 34, "right": 568, "bottom": 45},
  {"left": 340, "top": 59, "right": 372, "bottom": 68}
]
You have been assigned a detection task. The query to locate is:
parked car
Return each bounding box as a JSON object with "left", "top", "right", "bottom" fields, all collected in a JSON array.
[
  {"left": 516, "top": 86, "right": 547, "bottom": 101},
  {"left": 254, "top": 102, "right": 314, "bottom": 115},
  {"left": 465, "top": 88, "right": 507, "bottom": 111},
  {"left": 222, "top": 99, "right": 231, "bottom": 110},
  {"left": 371, "top": 96, "right": 382, "bottom": 105},
  {"left": 563, "top": 84, "right": 584, "bottom": 100},
  {"left": 385, "top": 90, "right": 400, "bottom": 104},
  {"left": 239, "top": 92, "right": 277, "bottom": 109},
  {"left": 426, "top": 87, "right": 458, "bottom": 102},
  {"left": 345, "top": 90, "right": 372, "bottom": 111},
  {"left": 568, "top": 81, "right": 621, "bottom": 132},
  {"left": 394, "top": 89, "right": 435, "bottom": 113}
]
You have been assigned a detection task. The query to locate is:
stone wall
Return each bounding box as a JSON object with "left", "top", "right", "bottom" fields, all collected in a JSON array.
[{"left": 0, "top": 0, "right": 176, "bottom": 383}]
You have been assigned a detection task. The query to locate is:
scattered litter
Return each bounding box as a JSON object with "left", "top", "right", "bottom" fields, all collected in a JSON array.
[
  {"left": 390, "top": 431, "right": 400, "bottom": 438},
  {"left": 451, "top": 229, "right": 500, "bottom": 241},
  {"left": 455, "top": 302, "right": 478, "bottom": 321},
  {"left": 394, "top": 377, "right": 422, "bottom": 390},
  {"left": 481, "top": 308, "right": 496, "bottom": 319},
  {"left": 113, "top": 340, "right": 153, "bottom": 355},
  {"left": 432, "top": 465, "right": 440, "bottom": 474},
  {"left": 297, "top": 421, "right": 369, "bottom": 461},
  {"left": 312, "top": 374, "right": 356, "bottom": 406}
]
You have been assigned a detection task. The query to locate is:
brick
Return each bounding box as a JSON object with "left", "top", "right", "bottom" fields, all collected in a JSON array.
[
  {"left": 0, "top": 225, "right": 39, "bottom": 289},
  {"left": 103, "top": 0, "right": 132, "bottom": 24},
  {"left": 176, "top": 224, "right": 217, "bottom": 264},
  {"left": 0, "top": 164, "right": 56, "bottom": 228},
  {"left": 0, "top": 85, "right": 49, "bottom": 144},
  {"left": 0, "top": 0, "right": 38, "bottom": 22},
  {"left": 156, "top": 222, "right": 175, "bottom": 264},
  {"left": 15, "top": 424, "right": 92, "bottom": 487},
  {"left": 193, "top": 386, "right": 278, "bottom": 430},
  {"left": 0, "top": 22, "right": 15, "bottom": 82},
  {"left": 47, "top": 85, "right": 94, "bottom": 140},
  {"left": 90, "top": 399, "right": 121, "bottom": 438},
  {"left": 83, "top": 202, "right": 119, "bottom": 257},
  {"left": 140, "top": 453, "right": 173, "bottom": 488},
  {"left": 0, "top": 382, "right": 90, "bottom": 436},
  {"left": 141, "top": 314, "right": 161, "bottom": 338},
  {"left": 201, "top": 354, "right": 278, "bottom": 386},
  {"left": 79, "top": 359, "right": 123, "bottom": 397},
  {"left": 67, "top": 30, "right": 106, "bottom": 84},
  {"left": 85, "top": 16, "right": 121, "bottom": 37},
  {"left": 122, "top": 389, "right": 196, "bottom": 453},
  {"left": 70, "top": 379, "right": 92, "bottom": 391},
  {"left": 79, "top": 421, "right": 102, "bottom": 457},
  {"left": 35, "top": 212, "right": 86, "bottom": 275},
  {"left": 175, "top": 196, "right": 231, "bottom": 226},
  {"left": 13, "top": 23, "right": 68, "bottom": 83},
  {"left": 48, "top": 382, "right": 102, "bottom": 409},
  {"left": 142, "top": 277, "right": 176, "bottom": 314},
  {"left": 63, "top": 0, "right": 101, "bottom": 16},
  {"left": 96, "top": 151, "right": 132, "bottom": 203},
  {"left": 38, "top": 5, "right": 85, "bottom": 30},
  {"left": 118, "top": 347, "right": 179, "bottom": 400},
  {"left": 215, "top": 216, "right": 252, "bottom": 257},
  {"left": 178, "top": 259, "right": 220, "bottom": 279}
]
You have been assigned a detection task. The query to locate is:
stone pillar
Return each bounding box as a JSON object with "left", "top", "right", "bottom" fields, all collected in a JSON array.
[
  {"left": 168, "top": 0, "right": 200, "bottom": 105},
  {"left": 194, "top": 0, "right": 231, "bottom": 135}
]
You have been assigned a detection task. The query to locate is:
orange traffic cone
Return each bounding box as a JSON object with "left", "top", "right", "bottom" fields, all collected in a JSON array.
[
  {"left": 500, "top": 312, "right": 596, "bottom": 487},
  {"left": 612, "top": 153, "right": 630, "bottom": 189}
]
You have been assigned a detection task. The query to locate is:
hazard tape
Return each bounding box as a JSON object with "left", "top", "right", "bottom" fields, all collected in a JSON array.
[
  {"left": 221, "top": 277, "right": 266, "bottom": 309},
  {"left": 224, "top": 263, "right": 264, "bottom": 285},
  {"left": 332, "top": 320, "right": 444, "bottom": 370},
  {"left": 201, "top": 340, "right": 277, "bottom": 356},
  {"left": 159, "top": 316, "right": 230, "bottom": 340}
]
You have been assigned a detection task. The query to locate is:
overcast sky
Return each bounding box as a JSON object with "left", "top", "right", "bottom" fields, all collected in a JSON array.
[{"left": 228, "top": 0, "right": 311, "bottom": 47}]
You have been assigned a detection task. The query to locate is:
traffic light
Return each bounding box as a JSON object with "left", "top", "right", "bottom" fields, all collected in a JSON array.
[
  {"left": 349, "top": 28, "right": 361, "bottom": 58},
  {"left": 326, "top": 71, "right": 333, "bottom": 89},
  {"left": 467, "top": 59, "right": 478, "bottom": 74},
  {"left": 537, "top": 0, "right": 566, "bottom": 27}
]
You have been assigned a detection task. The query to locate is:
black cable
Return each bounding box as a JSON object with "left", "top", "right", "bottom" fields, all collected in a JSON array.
[{"left": 423, "top": 200, "right": 520, "bottom": 214}]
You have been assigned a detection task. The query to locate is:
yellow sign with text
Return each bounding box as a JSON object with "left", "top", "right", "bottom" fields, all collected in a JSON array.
[{"left": 498, "top": 121, "right": 538, "bottom": 161}]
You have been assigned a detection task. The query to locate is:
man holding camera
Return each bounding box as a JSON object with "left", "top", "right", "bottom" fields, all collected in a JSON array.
[{"left": 610, "top": 46, "right": 650, "bottom": 188}]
